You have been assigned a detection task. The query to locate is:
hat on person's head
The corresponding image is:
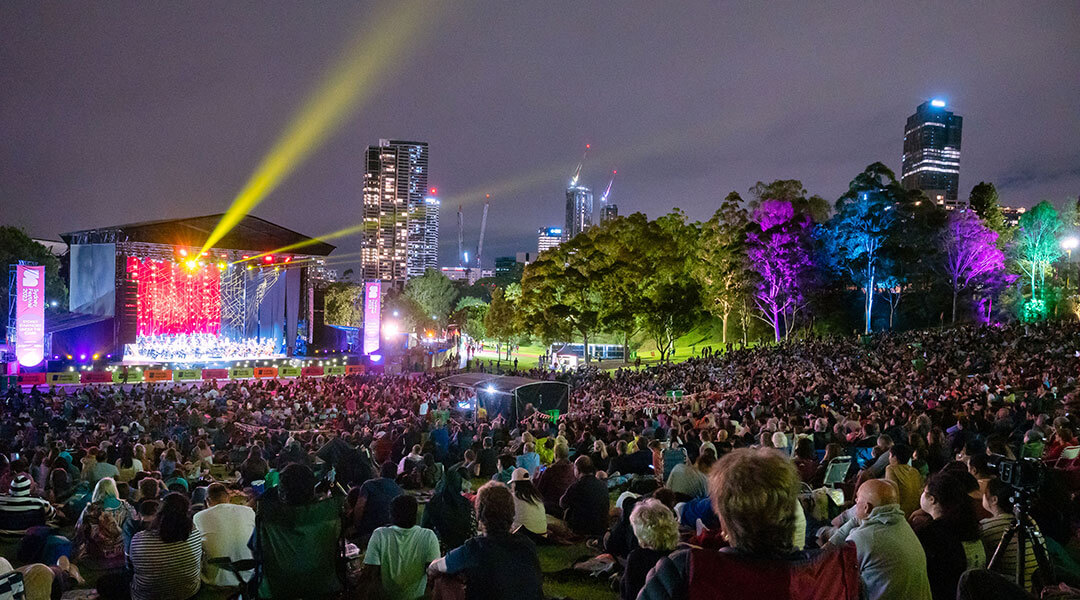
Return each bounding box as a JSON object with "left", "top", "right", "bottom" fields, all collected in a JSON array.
[
  {"left": 510, "top": 467, "right": 530, "bottom": 482},
  {"left": 10, "top": 474, "right": 32, "bottom": 497}
]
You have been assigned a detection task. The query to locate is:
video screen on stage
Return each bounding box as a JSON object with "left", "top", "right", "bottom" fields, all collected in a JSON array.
[
  {"left": 126, "top": 256, "right": 221, "bottom": 336},
  {"left": 71, "top": 243, "right": 116, "bottom": 317},
  {"left": 122, "top": 256, "right": 283, "bottom": 362}
]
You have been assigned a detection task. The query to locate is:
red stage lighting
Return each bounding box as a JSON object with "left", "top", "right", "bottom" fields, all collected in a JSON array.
[
  {"left": 127, "top": 256, "right": 222, "bottom": 337},
  {"left": 264, "top": 255, "right": 273, "bottom": 263}
]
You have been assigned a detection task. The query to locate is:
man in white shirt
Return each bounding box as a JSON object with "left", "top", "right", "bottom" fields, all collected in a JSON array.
[
  {"left": 192, "top": 483, "right": 256, "bottom": 587},
  {"left": 363, "top": 495, "right": 441, "bottom": 600}
]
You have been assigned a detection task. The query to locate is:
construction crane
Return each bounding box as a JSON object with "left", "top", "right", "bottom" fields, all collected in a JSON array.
[
  {"left": 601, "top": 169, "right": 617, "bottom": 204},
  {"left": 475, "top": 195, "right": 489, "bottom": 270},
  {"left": 569, "top": 144, "right": 590, "bottom": 186},
  {"left": 457, "top": 205, "right": 464, "bottom": 267}
]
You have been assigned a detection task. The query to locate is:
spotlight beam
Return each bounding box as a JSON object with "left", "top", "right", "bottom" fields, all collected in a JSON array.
[
  {"left": 234, "top": 222, "right": 369, "bottom": 264},
  {"left": 200, "top": 1, "right": 435, "bottom": 254}
]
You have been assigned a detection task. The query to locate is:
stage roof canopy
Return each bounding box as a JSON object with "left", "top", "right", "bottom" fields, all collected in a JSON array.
[
  {"left": 440, "top": 373, "right": 570, "bottom": 421},
  {"left": 60, "top": 214, "right": 336, "bottom": 256}
]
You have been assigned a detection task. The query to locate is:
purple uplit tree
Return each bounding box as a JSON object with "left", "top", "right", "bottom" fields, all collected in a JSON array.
[
  {"left": 746, "top": 200, "right": 813, "bottom": 342},
  {"left": 941, "top": 210, "right": 1005, "bottom": 324}
]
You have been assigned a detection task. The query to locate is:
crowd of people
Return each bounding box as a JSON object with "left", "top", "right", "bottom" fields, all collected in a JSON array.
[{"left": 0, "top": 320, "right": 1078, "bottom": 600}]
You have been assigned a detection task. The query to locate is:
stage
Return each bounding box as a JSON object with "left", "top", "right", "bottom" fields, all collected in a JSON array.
[{"left": 52, "top": 214, "right": 339, "bottom": 364}]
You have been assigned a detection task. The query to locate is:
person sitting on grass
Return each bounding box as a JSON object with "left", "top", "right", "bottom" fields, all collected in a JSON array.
[
  {"left": 428, "top": 482, "right": 543, "bottom": 600},
  {"left": 621, "top": 498, "right": 678, "bottom": 600},
  {"left": 638, "top": 448, "right": 861, "bottom": 600},
  {"left": 559, "top": 455, "right": 610, "bottom": 538},
  {"left": 364, "top": 495, "right": 442, "bottom": 600}
]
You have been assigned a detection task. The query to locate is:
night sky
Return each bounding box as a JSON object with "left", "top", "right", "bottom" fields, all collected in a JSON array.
[{"left": 3, "top": 2, "right": 1079, "bottom": 267}]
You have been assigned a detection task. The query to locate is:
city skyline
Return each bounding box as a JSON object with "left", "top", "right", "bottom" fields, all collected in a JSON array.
[{"left": 2, "top": 3, "right": 1079, "bottom": 269}]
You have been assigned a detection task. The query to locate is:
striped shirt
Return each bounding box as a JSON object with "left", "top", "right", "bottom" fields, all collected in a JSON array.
[
  {"left": 0, "top": 493, "right": 56, "bottom": 534},
  {"left": 129, "top": 527, "right": 203, "bottom": 600},
  {"left": 980, "top": 514, "right": 1040, "bottom": 592}
]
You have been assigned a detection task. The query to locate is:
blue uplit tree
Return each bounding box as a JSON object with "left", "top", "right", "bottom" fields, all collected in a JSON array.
[{"left": 820, "top": 163, "right": 906, "bottom": 334}]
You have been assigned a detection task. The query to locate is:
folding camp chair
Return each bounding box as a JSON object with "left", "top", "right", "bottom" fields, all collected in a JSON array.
[
  {"left": 0, "top": 570, "right": 24, "bottom": 600},
  {"left": 252, "top": 495, "right": 347, "bottom": 599},
  {"left": 1052, "top": 445, "right": 1080, "bottom": 469},
  {"left": 207, "top": 557, "right": 258, "bottom": 600},
  {"left": 821, "top": 456, "right": 852, "bottom": 505}
]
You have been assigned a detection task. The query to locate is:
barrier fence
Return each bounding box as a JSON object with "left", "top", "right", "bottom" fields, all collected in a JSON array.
[{"left": 13, "top": 364, "right": 365, "bottom": 386}]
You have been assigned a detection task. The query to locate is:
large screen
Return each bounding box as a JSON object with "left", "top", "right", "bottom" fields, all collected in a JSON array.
[
  {"left": 70, "top": 243, "right": 116, "bottom": 316},
  {"left": 126, "top": 256, "right": 221, "bottom": 336}
]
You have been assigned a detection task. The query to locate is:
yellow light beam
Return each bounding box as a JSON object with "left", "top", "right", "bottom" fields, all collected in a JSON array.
[
  {"left": 233, "top": 221, "right": 369, "bottom": 264},
  {"left": 200, "top": 1, "right": 434, "bottom": 254}
]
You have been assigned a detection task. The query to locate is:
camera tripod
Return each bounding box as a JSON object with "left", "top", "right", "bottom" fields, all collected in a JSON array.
[{"left": 987, "top": 488, "right": 1054, "bottom": 591}]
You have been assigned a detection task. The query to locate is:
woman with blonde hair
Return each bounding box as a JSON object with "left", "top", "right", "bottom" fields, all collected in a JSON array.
[
  {"left": 638, "top": 448, "right": 860, "bottom": 600},
  {"left": 73, "top": 477, "right": 134, "bottom": 568},
  {"left": 621, "top": 498, "right": 678, "bottom": 600}
]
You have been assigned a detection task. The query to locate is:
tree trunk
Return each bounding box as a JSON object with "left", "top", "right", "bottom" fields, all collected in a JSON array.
[
  {"left": 582, "top": 330, "right": 590, "bottom": 364},
  {"left": 741, "top": 300, "right": 749, "bottom": 347},
  {"left": 864, "top": 271, "right": 875, "bottom": 335},
  {"left": 772, "top": 307, "right": 781, "bottom": 343},
  {"left": 623, "top": 331, "right": 630, "bottom": 364},
  {"left": 951, "top": 288, "right": 958, "bottom": 325},
  {"left": 721, "top": 311, "right": 729, "bottom": 345}
]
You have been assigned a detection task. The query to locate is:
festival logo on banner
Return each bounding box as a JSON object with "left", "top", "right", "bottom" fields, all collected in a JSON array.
[
  {"left": 15, "top": 265, "right": 45, "bottom": 367},
  {"left": 362, "top": 281, "right": 381, "bottom": 355}
]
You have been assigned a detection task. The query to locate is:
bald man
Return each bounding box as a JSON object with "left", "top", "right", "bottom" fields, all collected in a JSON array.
[{"left": 822, "top": 479, "right": 932, "bottom": 600}]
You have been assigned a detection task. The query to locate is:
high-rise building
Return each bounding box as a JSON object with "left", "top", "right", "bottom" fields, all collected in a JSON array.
[
  {"left": 360, "top": 139, "right": 430, "bottom": 287},
  {"left": 901, "top": 99, "right": 962, "bottom": 207},
  {"left": 565, "top": 185, "right": 593, "bottom": 241},
  {"left": 421, "top": 194, "right": 440, "bottom": 276},
  {"left": 538, "top": 227, "right": 563, "bottom": 254},
  {"left": 599, "top": 202, "right": 618, "bottom": 223}
]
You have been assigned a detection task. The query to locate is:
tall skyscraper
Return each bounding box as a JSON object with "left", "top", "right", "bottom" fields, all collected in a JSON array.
[
  {"left": 565, "top": 185, "right": 593, "bottom": 241},
  {"left": 901, "top": 99, "right": 962, "bottom": 207},
  {"left": 538, "top": 227, "right": 563, "bottom": 254},
  {"left": 360, "top": 139, "right": 430, "bottom": 287},
  {"left": 421, "top": 194, "right": 440, "bottom": 275}
]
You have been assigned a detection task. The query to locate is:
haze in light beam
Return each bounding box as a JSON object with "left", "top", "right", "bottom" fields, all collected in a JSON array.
[
  {"left": 234, "top": 222, "right": 369, "bottom": 264},
  {"left": 200, "top": 1, "right": 434, "bottom": 254}
]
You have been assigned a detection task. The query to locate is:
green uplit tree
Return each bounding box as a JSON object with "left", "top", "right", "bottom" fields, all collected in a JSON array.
[
  {"left": 483, "top": 287, "right": 518, "bottom": 358},
  {"left": 693, "top": 192, "right": 749, "bottom": 344},
  {"left": 519, "top": 232, "right": 609, "bottom": 363},
  {"left": 1013, "top": 201, "right": 1064, "bottom": 302}
]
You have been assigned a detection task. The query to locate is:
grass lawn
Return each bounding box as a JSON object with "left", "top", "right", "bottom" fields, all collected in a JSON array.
[{"left": 471, "top": 319, "right": 739, "bottom": 372}]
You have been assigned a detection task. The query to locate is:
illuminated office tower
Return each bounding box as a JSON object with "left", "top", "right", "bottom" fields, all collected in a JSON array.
[
  {"left": 421, "top": 194, "right": 440, "bottom": 275},
  {"left": 564, "top": 185, "right": 593, "bottom": 240},
  {"left": 361, "top": 139, "right": 429, "bottom": 286},
  {"left": 901, "top": 99, "right": 962, "bottom": 207},
  {"left": 538, "top": 227, "right": 563, "bottom": 254}
]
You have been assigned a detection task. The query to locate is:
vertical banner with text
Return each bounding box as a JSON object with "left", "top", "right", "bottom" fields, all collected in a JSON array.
[
  {"left": 362, "top": 281, "right": 381, "bottom": 355},
  {"left": 15, "top": 265, "right": 46, "bottom": 367}
]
